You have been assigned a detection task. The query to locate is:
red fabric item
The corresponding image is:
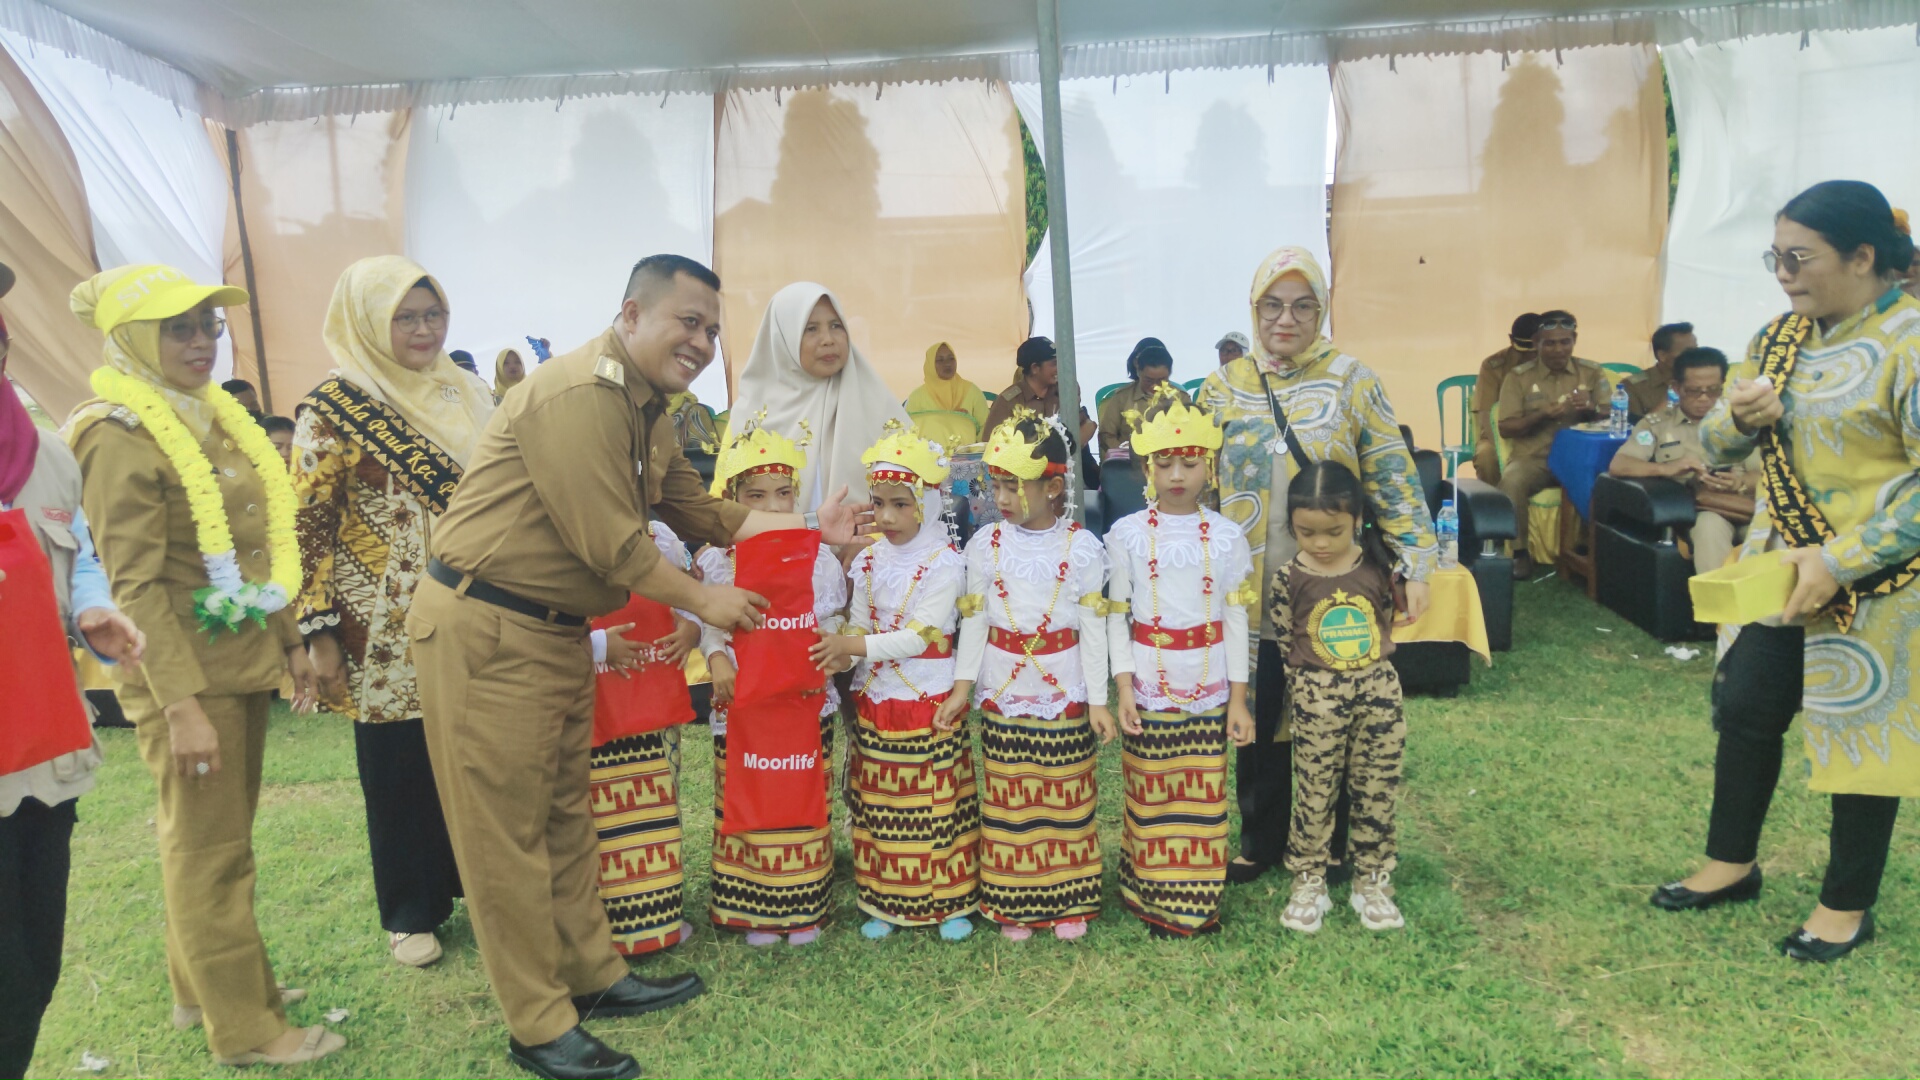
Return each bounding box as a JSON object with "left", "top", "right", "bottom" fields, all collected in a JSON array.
[
  {"left": 986, "top": 624, "right": 1079, "bottom": 655},
  {"left": 0, "top": 325, "right": 40, "bottom": 507},
  {"left": 1130, "top": 621, "right": 1224, "bottom": 649},
  {"left": 855, "top": 691, "right": 949, "bottom": 735},
  {"left": 720, "top": 690, "right": 828, "bottom": 835},
  {"left": 0, "top": 509, "right": 90, "bottom": 773},
  {"left": 590, "top": 593, "right": 694, "bottom": 747},
  {"left": 729, "top": 529, "right": 825, "bottom": 706}
]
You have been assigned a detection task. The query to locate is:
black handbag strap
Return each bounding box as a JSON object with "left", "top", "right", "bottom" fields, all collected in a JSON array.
[{"left": 1259, "top": 371, "right": 1314, "bottom": 474}]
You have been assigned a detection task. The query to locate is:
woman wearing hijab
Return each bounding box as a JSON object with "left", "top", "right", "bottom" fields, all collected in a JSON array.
[
  {"left": 67, "top": 264, "right": 340, "bottom": 1066},
  {"left": 1097, "top": 337, "right": 1189, "bottom": 457},
  {"left": 1196, "top": 246, "right": 1436, "bottom": 893},
  {"left": 292, "top": 256, "right": 491, "bottom": 969},
  {"left": 492, "top": 346, "right": 526, "bottom": 404},
  {"left": 0, "top": 263, "right": 147, "bottom": 1078},
  {"left": 727, "top": 282, "right": 910, "bottom": 510},
  {"left": 904, "top": 341, "right": 990, "bottom": 449}
]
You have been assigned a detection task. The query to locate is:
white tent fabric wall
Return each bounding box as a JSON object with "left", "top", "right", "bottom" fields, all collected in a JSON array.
[
  {"left": 2, "top": 27, "right": 231, "bottom": 375},
  {"left": 1013, "top": 67, "right": 1332, "bottom": 395},
  {"left": 403, "top": 92, "right": 724, "bottom": 406},
  {"left": 1663, "top": 26, "right": 1920, "bottom": 359}
]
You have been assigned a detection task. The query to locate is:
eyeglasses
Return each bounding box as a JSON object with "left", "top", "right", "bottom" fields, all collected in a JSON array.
[
  {"left": 160, "top": 314, "right": 226, "bottom": 343},
  {"left": 1538, "top": 317, "right": 1577, "bottom": 331},
  {"left": 393, "top": 309, "right": 449, "bottom": 332},
  {"left": 1676, "top": 384, "right": 1723, "bottom": 400},
  {"left": 1763, "top": 248, "right": 1826, "bottom": 276},
  {"left": 1256, "top": 297, "right": 1323, "bottom": 324}
]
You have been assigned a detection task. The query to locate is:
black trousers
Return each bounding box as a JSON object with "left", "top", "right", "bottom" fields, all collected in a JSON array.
[
  {"left": 355, "top": 719, "right": 463, "bottom": 934},
  {"left": 1706, "top": 623, "right": 1902, "bottom": 911},
  {"left": 1238, "top": 640, "right": 1348, "bottom": 866},
  {"left": 0, "top": 797, "right": 76, "bottom": 1080}
]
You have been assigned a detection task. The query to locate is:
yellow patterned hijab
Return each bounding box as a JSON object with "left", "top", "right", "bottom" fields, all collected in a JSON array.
[
  {"left": 1248, "top": 245, "right": 1339, "bottom": 375},
  {"left": 323, "top": 256, "right": 492, "bottom": 465}
]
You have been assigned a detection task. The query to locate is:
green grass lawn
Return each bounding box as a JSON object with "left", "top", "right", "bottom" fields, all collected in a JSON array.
[{"left": 29, "top": 576, "right": 1916, "bottom": 1079}]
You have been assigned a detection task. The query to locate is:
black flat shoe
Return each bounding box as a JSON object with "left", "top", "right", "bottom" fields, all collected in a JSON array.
[
  {"left": 508, "top": 1026, "right": 640, "bottom": 1080},
  {"left": 1780, "top": 910, "right": 1876, "bottom": 962},
  {"left": 1147, "top": 921, "right": 1221, "bottom": 940},
  {"left": 1649, "top": 866, "right": 1763, "bottom": 912},
  {"left": 572, "top": 971, "right": 705, "bottom": 1021},
  {"left": 1226, "top": 859, "right": 1271, "bottom": 885}
]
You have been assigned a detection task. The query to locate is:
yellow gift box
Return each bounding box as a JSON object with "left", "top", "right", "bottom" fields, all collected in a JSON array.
[{"left": 1689, "top": 550, "right": 1797, "bottom": 625}]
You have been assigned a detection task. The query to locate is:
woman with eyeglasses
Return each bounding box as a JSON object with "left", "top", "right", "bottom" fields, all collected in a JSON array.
[
  {"left": 289, "top": 256, "right": 492, "bottom": 969},
  {"left": 1652, "top": 180, "right": 1918, "bottom": 963},
  {"left": 67, "top": 265, "right": 341, "bottom": 1065},
  {"left": 1196, "top": 246, "right": 1436, "bottom": 889}
]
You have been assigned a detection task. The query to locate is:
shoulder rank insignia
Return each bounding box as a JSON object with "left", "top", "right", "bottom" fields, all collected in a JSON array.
[
  {"left": 108, "top": 405, "right": 142, "bottom": 429},
  {"left": 594, "top": 356, "right": 626, "bottom": 386}
]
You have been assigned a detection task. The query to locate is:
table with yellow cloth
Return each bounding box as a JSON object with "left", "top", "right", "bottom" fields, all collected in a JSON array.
[{"left": 1388, "top": 567, "right": 1492, "bottom": 695}]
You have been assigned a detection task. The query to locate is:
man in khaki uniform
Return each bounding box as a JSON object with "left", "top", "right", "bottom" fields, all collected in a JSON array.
[
  {"left": 1609, "top": 346, "right": 1758, "bottom": 573},
  {"left": 1621, "top": 321, "right": 1699, "bottom": 419},
  {"left": 1496, "top": 310, "right": 1610, "bottom": 578},
  {"left": 411, "top": 255, "right": 868, "bottom": 1080},
  {"left": 1471, "top": 312, "right": 1541, "bottom": 483}
]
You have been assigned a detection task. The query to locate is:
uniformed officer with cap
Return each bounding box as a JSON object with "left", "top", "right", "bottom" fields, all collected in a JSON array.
[{"left": 410, "top": 254, "right": 867, "bottom": 1080}]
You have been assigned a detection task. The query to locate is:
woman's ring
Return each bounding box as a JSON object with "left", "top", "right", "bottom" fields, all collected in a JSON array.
[{"left": 195, "top": 761, "right": 210, "bottom": 776}]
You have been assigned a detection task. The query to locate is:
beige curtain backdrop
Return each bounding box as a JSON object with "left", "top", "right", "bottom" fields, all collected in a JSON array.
[
  {"left": 221, "top": 110, "right": 410, "bottom": 415},
  {"left": 0, "top": 44, "right": 97, "bottom": 419},
  {"left": 1329, "top": 46, "right": 1667, "bottom": 453},
  {"left": 713, "top": 81, "right": 1026, "bottom": 404}
]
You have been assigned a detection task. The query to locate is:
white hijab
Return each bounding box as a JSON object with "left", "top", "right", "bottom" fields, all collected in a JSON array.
[{"left": 730, "top": 282, "right": 909, "bottom": 508}]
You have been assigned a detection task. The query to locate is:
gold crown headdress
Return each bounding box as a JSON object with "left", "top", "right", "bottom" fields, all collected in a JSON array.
[
  {"left": 860, "top": 419, "right": 951, "bottom": 490},
  {"left": 1127, "top": 387, "right": 1223, "bottom": 500},
  {"left": 982, "top": 406, "right": 1064, "bottom": 482},
  {"left": 710, "top": 409, "right": 810, "bottom": 497}
]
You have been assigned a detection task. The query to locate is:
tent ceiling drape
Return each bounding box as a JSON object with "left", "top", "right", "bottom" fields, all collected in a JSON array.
[{"left": 3, "top": 0, "right": 1914, "bottom": 124}]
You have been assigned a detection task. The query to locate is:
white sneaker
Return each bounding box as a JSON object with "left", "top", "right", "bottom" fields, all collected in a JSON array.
[
  {"left": 1350, "top": 871, "right": 1405, "bottom": 930},
  {"left": 1280, "top": 872, "right": 1333, "bottom": 933}
]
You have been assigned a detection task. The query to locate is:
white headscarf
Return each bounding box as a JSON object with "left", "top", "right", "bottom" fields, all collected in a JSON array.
[{"left": 729, "top": 282, "right": 909, "bottom": 508}]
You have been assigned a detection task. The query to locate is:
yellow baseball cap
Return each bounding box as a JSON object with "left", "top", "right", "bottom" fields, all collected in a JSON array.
[{"left": 82, "top": 264, "right": 249, "bottom": 332}]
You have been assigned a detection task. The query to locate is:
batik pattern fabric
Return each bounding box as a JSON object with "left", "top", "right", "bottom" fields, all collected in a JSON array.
[
  {"left": 697, "top": 541, "right": 848, "bottom": 933},
  {"left": 953, "top": 519, "right": 1110, "bottom": 927},
  {"left": 291, "top": 406, "right": 432, "bottom": 723},
  {"left": 1702, "top": 289, "right": 1920, "bottom": 798},
  {"left": 1118, "top": 705, "right": 1231, "bottom": 933}
]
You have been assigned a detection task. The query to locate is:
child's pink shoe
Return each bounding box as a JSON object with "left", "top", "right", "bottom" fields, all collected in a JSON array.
[
  {"left": 1000, "top": 924, "right": 1033, "bottom": 942},
  {"left": 744, "top": 931, "right": 780, "bottom": 947},
  {"left": 1053, "top": 920, "right": 1088, "bottom": 941}
]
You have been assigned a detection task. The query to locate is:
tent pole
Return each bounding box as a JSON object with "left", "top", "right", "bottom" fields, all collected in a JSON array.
[
  {"left": 225, "top": 127, "right": 272, "bottom": 413},
  {"left": 1035, "top": 0, "right": 1082, "bottom": 523}
]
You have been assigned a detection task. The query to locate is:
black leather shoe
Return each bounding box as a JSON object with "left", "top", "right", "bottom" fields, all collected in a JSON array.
[
  {"left": 571, "top": 972, "right": 705, "bottom": 1021},
  {"left": 1781, "top": 910, "right": 1876, "bottom": 962},
  {"left": 1225, "top": 859, "right": 1270, "bottom": 885},
  {"left": 507, "top": 1026, "right": 640, "bottom": 1080},
  {"left": 1147, "top": 920, "right": 1221, "bottom": 940},
  {"left": 1649, "top": 866, "right": 1763, "bottom": 912}
]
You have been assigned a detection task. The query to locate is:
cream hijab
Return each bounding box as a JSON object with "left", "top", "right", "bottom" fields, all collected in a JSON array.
[
  {"left": 322, "top": 256, "right": 492, "bottom": 465},
  {"left": 729, "top": 282, "right": 908, "bottom": 507}
]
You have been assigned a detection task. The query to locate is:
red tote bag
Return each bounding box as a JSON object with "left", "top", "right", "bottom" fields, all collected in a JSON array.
[
  {"left": 721, "top": 690, "right": 828, "bottom": 835},
  {"left": 0, "top": 509, "right": 92, "bottom": 774},
  {"left": 590, "top": 593, "right": 694, "bottom": 747},
  {"left": 729, "top": 529, "right": 825, "bottom": 707}
]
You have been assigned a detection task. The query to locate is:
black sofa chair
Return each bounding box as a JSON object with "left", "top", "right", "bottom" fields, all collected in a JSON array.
[
  {"left": 1403, "top": 425, "right": 1519, "bottom": 647},
  {"left": 684, "top": 448, "right": 717, "bottom": 489},
  {"left": 1093, "top": 456, "right": 1147, "bottom": 538},
  {"left": 1590, "top": 473, "right": 1711, "bottom": 641}
]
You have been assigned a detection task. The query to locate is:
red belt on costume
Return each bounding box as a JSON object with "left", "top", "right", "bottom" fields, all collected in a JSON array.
[
  {"left": 1131, "top": 621, "right": 1224, "bottom": 650},
  {"left": 855, "top": 690, "right": 952, "bottom": 734},
  {"left": 987, "top": 625, "right": 1079, "bottom": 655}
]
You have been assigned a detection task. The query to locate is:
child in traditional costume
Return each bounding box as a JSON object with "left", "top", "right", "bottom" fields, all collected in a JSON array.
[
  {"left": 1270, "top": 460, "right": 1407, "bottom": 933},
  {"left": 585, "top": 522, "right": 701, "bottom": 956},
  {"left": 811, "top": 422, "right": 980, "bottom": 941},
  {"left": 938, "top": 409, "right": 1112, "bottom": 941},
  {"left": 697, "top": 423, "right": 848, "bottom": 946},
  {"left": 1104, "top": 393, "right": 1257, "bottom": 937}
]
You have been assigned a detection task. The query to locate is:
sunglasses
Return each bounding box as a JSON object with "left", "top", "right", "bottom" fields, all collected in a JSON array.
[
  {"left": 160, "top": 314, "right": 227, "bottom": 344},
  {"left": 1538, "top": 317, "right": 1577, "bottom": 331}
]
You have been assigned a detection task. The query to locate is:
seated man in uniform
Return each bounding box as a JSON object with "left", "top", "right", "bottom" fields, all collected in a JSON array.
[
  {"left": 1495, "top": 310, "right": 1610, "bottom": 579},
  {"left": 1622, "top": 321, "right": 1698, "bottom": 419},
  {"left": 1609, "top": 346, "right": 1757, "bottom": 574},
  {"left": 1471, "top": 312, "right": 1541, "bottom": 483}
]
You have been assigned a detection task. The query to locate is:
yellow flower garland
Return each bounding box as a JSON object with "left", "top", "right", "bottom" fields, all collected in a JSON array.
[{"left": 90, "top": 367, "right": 301, "bottom": 635}]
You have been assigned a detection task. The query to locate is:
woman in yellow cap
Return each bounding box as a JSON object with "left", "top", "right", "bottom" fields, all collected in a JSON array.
[
  {"left": 903, "top": 341, "right": 990, "bottom": 450},
  {"left": 292, "top": 256, "right": 491, "bottom": 969},
  {"left": 66, "top": 265, "right": 343, "bottom": 1066}
]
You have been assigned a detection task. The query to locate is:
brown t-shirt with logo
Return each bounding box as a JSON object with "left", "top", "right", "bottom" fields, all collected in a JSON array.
[{"left": 1270, "top": 556, "right": 1396, "bottom": 673}]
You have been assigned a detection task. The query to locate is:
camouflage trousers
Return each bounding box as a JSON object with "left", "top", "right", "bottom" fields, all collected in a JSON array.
[{"left": 1283, "top": 662, "right": 1404, "bottom": 876}]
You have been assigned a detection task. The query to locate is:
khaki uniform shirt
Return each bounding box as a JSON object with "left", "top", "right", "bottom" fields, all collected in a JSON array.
[
  {"left": 1497, "top": 357, "right": 1611, "bottom": 465},
  {"left": 71, "top": 408, "right": 301, "bottom": 707},
  {"left": 1472, "top": 346, "right": 1530, "bottom": 452},
  {"left": 1096, "top": 380, "right": 1191, "bottom": 456},
  {"left": 1614, "top": 407, "right": 1761, "bottom": 478},
  {"left": 431, "top": 327, "right": 749, "bottom": 620},
  {"left": 984, "top": 377, "right": 1057, "bottom": 436},
  {"left": 1622, "top": 363, "right": 1675, "bottom": 419}
]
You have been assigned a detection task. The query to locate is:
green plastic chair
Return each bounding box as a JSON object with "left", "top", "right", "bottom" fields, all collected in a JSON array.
[
  {"left": 1602, "top": 363, "right": 1642, "bottom": 383},
  {"left": 982, "top": 390, "right": 997, "bottom": 402},
  {"left": 1435, "top": 374, "right": 1477, "bottom": 478},
  {"left": 1094, "top": 382, "right": 1130, "bottom": 407},
  {"left": 1182, "top": 376, "right": 1208, "bottom": 394}
]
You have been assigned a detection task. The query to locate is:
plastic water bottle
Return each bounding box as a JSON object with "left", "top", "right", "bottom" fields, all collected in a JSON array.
[
  {"left": 1610, "top": 382, "right": 1631, "bottom": 436},
  {"left": 1667, "top": 386, "right": 1681, "bottom": 413},
  {"left": 1435, "top": 499, "right": 1459, "bottom": 570}
]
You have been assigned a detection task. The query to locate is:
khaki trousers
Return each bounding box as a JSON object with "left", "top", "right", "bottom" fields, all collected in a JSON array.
[
  {"left": 1496, "top": 457, "right": 1557, "bottom": 553},
  {"left": 409, "top": 577, "right": 626, "bottom": 1046},
  {"left": 126, "top": 685, "right": 285, "bottom": 1058},
  {"left": 1691, "top": 509, "right": 1748, "bottom": 575}
]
